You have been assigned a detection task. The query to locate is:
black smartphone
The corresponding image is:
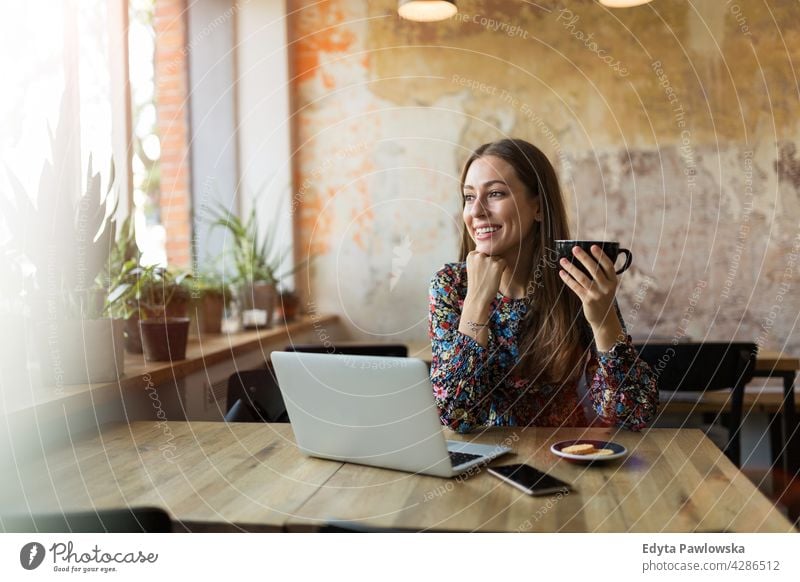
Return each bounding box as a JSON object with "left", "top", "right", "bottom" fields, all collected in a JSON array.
[{"left": 487, "top": 464, "right": 572, "bottom": 496}]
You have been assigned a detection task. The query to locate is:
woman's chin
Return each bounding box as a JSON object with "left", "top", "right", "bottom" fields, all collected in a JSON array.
[{"left": 475, "top": 241, "right": 505, "bottom": 256}]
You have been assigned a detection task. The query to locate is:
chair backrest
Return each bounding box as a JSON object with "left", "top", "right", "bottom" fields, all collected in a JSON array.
[
  {"left": 2, "top": 507, "right": 172, "bottom": 533},
  {"left": 633, "top": 341, "right": 758, "bottom": 467},
  {"left": 225, "top": 363, "right": 289, "bottom": 423},
  {"left": 633, "top": 342, "right": 757, "bottom": 392},
  {"left": 284, "top": 343, "right": 408, "bottom": 358}
]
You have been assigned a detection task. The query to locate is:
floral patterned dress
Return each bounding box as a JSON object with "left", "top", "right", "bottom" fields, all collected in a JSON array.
[{"left": 428, "top": 262, "right": 658, "bottom": 433}]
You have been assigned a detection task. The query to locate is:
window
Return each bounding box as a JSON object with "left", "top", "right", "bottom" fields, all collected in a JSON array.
[
  {"left": 0, "top": 0, "right": 125, "bottom": 228},
  {"left": 129, "top": 0, "right": 167, "bottom": 266}
]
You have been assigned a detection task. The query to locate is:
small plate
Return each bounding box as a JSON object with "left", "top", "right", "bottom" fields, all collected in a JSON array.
[{"left": 551, "top": 439, "right": 627, "bottom": 462}]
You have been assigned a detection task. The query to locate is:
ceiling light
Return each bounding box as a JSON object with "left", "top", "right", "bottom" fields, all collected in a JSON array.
[
  {"left": 599, "top": 0, "right": 654, "bottom": 7},
  {"left": 398, "top": 0, "right": 457, "bottom": 22}
]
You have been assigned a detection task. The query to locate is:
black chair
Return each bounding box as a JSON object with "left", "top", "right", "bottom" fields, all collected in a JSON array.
[
  {"left": 318, "top": 520, "right": 430, "bottom": 532},
  {"left": 224, "top": 363, "right": 289, "bottom": 423},
  {"left": 1, "top": 507, "right": 172, "bottom": 533},
  {"left": 224, "top": 344, "right": 409, "bottom": 423},
  {"left": 284, "top": 343, "right": 408, "bottom": 358},
  {"left": 634, "top": 342, "right": 757, "bottom": 466}
]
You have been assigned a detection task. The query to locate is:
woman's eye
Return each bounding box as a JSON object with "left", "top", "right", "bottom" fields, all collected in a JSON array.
[
  {"left": 463, "top": 194, "right": 475, "bottom": 203},
  {"left": 489, "top": 190, "right": 504, "bottom": 198}
]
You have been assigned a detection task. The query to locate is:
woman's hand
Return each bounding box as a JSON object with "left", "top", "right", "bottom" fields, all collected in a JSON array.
[
  {"left": 558, "top": 245, "right": 620, "bottom": 328},
  {"left": 460, "top": 251, "right": 506, "bottom": 347},
  {"left": 465, "top": 250, "right": 506, "bottom": 306}
]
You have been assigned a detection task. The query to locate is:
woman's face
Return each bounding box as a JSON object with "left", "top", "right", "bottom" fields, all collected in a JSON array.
[{"left": 462, "top": 155, "right": 540, "bottom": 260}]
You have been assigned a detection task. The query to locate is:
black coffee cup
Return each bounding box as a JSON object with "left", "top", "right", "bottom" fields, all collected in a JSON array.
[{"left": 553, "top": 240, "right": 633, "bottom": 278}]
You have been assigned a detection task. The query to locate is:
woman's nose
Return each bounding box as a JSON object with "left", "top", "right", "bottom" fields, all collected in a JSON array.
[{"left": 470, "top": 196, "right": 489, "bottom": 217}]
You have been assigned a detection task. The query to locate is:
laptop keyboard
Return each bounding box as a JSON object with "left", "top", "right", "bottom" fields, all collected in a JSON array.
[{"left": 449, "top": 451, "right": 482, "bottom": 467}]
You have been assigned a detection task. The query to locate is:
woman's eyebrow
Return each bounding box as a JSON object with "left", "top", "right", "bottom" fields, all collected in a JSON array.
[{"left": 462, "top": 180, "right": 508, "bottom": 191}]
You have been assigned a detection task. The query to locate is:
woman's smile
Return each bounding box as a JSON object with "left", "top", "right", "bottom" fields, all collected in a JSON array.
[{"left": 473, "top": 223, "right": 502, "bottom": 240}]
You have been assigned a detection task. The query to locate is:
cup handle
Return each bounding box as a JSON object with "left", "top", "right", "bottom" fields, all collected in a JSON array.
[{"left": 615, "top": 248, "right": 633, "bottom": 274}]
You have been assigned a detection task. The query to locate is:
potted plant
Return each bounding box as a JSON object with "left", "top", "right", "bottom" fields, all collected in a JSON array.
[
  {"left": 207, "top": 196, "right": 313, "bottom": 329},
  {"left": 1, "top": 152, "right": 124, "bottom": 384},
  {"left": 207, "top": 201, "right": 287, "bottom": 329},
  {"left": 103, "top": 216, "right": 194, "bottom": 355},
  {"left": 131, "top": 265, "right": 192, "bottom": 362},
  {"left": 0, "top": 91, "right": 127, "bottom": 386}
]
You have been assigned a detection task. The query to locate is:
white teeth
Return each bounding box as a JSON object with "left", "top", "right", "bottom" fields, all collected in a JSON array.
[{"left": 476, "top": 226, "right": 500, "bottom": 235}]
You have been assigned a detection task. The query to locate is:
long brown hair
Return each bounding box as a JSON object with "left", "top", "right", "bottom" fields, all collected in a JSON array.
[{"left": 459, "top": 139, "right": 589, "bottom": 387}]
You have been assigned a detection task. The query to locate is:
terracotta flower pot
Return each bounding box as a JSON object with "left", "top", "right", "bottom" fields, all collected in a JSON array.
[
  {"left": 200, "top": 293, "right": 224, "bottom": 334},
  {"left": 276, "top": 292, "right": 300, "bottom": 322},
  {"left": 139, "top": 317, "right": 190, "bottom": 362},
  {"left": 126, "top": 301, "right": 173, "bottom": 353}
]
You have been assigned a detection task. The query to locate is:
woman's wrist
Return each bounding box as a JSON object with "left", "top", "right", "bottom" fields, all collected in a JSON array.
[
  {"left": 459, "top": 294, "right": 492, "bottom": 347},
  {"left": 464, "top": 289, "right": 495, "bottom": 310},
  {"left": 591, "top": 314, "right": 627, "bottom": 353}
]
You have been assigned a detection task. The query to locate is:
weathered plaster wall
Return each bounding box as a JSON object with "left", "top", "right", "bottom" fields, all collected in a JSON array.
[{"left": 286, "top": 0, "right": 800, "bottom": 353}]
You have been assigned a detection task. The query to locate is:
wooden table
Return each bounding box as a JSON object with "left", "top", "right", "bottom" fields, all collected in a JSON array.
[
  {"left": 1, "top": 422, "right": 335, "bottom": 532},
  {"left": 5, "top": 421, "right": 794, "bottom": 533}
]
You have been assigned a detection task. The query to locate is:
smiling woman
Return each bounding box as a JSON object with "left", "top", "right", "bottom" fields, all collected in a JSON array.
[{"left": 428, "top": 138, "right": 658, "bottom": 433}]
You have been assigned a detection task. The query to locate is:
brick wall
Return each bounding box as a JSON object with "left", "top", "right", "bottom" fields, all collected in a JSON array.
[{"left": 154, "top": 0, "right": 192, "bottom": 268}]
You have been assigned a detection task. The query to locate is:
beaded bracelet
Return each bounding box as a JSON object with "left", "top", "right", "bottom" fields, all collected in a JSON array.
[{"left": 465, "top": 320, "right": 489, "bottom": 333}]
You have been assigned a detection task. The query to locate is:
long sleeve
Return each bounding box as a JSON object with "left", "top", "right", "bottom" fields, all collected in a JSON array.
[
  {"left": 428, "top": 266, "right": 492, "bottom": 433},
  {"left": 585, "top": 300, "right": 659, "bottom": 430}
]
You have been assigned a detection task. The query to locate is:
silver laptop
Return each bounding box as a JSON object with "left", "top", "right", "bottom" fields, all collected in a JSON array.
[{"left": 270, "top": 351, "right": 511, "bottom": 477}]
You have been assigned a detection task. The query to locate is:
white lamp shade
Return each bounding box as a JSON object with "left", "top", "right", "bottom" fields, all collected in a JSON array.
[
  {"left": 599, "top": 0, "right": 653, "bottom": 7},
  {"left": 398, "top": 0, "right": 457, "bottom": 22}
]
